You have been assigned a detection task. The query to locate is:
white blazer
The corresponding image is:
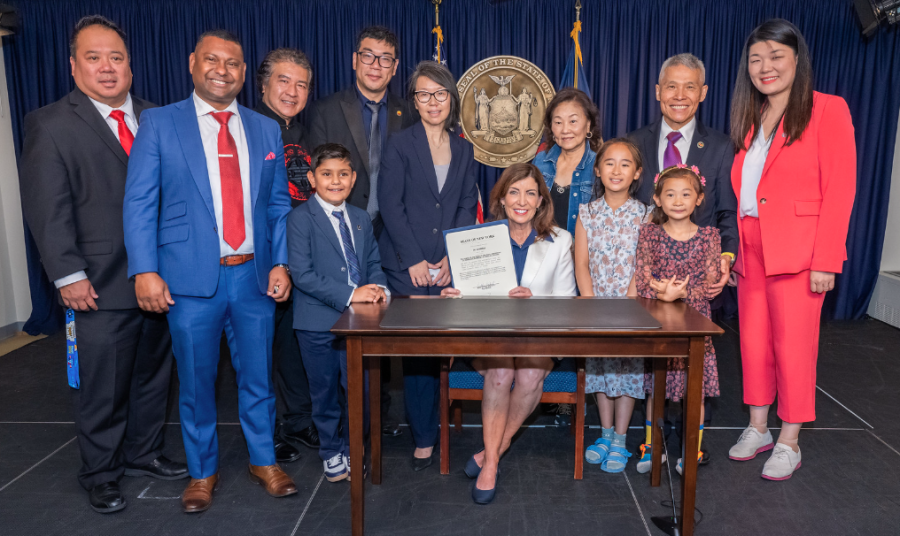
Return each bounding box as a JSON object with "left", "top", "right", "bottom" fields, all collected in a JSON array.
[{"left": 520, "top": 226, "right": 577, "bottom": 297}]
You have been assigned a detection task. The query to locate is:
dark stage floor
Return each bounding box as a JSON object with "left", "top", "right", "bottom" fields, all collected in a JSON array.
[{"left": 1, "top": 317, "right": 899, "bottom": 535}]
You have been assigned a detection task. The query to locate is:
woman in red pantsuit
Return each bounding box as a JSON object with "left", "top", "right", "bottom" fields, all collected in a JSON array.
[{"left": 727, "top": 19, "right": 856, "bottom": 480}]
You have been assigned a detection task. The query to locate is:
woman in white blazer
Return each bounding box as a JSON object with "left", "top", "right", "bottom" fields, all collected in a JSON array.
[{"left": 442, "top": 163, "right": 576, "bottom": 504}]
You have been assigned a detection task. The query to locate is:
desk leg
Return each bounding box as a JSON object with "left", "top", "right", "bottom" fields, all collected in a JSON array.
[
  {"left": 680, "top": 337, "right": 705, "bottom": 536},
  {"left": 440, "top": 358, "right": 450, "bottom": 475},
  {"left": 347, "top": 337, "right": 365, "bottom": 536},
  {"left": 368, "top": 355, "right": 382, "bottom": 485},
  {"left": 651, "top": 357, "right": 667, "bottom": 487}
]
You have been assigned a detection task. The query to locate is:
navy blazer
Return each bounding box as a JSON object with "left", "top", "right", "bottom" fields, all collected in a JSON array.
[
  {"left": 377, "top": 122, "right": 478, "bottom": 273},
  {"left": 628, "top": 117, "right": 738, "bottom": 255},
  {"left": 124, "top": 96, "right": 291, "bottom": 297},
  {"left": 287, "top": 198, "right": 387, "bottom": 332}
]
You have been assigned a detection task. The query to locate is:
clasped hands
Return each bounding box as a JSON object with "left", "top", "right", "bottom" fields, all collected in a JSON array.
[
  {"left": 408, "top": 257, "right": 451, "bottom": 288},
  {"left": 650, "top": 275, "right": 691, "bottom": 302}
]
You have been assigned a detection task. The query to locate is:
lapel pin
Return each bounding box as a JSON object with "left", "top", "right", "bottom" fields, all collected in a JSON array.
[
  {"left": 357, "top": 225, "right": 362, "bottom": 230},
  {"left": 396, "top": 110, "right": 402, "bottom": 116},
  {"left": 697, "top": 141, "right": 704, "bottom": 149}
]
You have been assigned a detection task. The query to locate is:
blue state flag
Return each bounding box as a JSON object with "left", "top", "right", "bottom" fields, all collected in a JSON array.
[{"left": 559, "top": 21, "right": 591, "bottom": 99}]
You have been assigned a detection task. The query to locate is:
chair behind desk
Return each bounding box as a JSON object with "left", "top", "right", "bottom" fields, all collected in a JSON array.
[{"left": 438, "top": 357, "right": 586, "bottom": 479}]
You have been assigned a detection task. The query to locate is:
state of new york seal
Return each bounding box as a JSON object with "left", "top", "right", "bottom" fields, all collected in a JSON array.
[{"left": 457, "top": 56, "right": 555, "bottom": 168}]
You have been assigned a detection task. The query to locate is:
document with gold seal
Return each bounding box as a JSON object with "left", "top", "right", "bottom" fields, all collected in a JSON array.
[{"left": 457, "top": 56, "right": 556, "bottom": 168}]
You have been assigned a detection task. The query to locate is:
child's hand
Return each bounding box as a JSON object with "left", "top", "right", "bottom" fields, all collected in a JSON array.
[
  {"left": 441, "top": 287, "right": 462, "bottom": 298},
  {"left": 659, "top": 275, "right": 690, "bottom": 302},
  {"left": 649, "top": 277, "right": 670, "bottom": 295},
  {"left": 351, "top": 284, "right": 384, "bottom": 303}
]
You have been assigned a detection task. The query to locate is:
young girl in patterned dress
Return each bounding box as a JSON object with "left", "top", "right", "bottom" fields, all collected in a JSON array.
[
  {"left": 575, "top": 139, "right": 651, "bottom": 473},
  {"left": 635, "top": 164, "right": 721, "bottom": 475}
]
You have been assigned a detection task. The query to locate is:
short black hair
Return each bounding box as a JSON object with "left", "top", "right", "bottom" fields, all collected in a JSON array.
[
  {"left": 69, "top": 15, "right": 128, "bottom": 59},
  {"left": 196, "top": 29, "right": 242, "bottom": 53},
  {"left": 310, "top": 143, "right": 354, "bottom": 172},
  {"left": 407, "top": 61, "right": 460, "bottom": 131},
  {"left": 355, "top": 25, "right": 399, "bottom": 58}
]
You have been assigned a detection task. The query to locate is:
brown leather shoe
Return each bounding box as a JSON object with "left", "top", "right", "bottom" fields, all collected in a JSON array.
[
  {"left": 182, "top": 474, "right": 218, "bottom": 513},
  {"left": 248, "top": 464, "right": 298, "bottom": 497}
]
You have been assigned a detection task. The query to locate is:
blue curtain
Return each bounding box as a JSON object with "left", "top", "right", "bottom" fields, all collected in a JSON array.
[{"left": 3, "top": 0, "right": 899, "bottom": 329}]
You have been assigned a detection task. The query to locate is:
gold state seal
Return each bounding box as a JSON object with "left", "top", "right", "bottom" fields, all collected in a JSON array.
[{"left": 457, "top": 56, "right": 555, "bottom": 168}]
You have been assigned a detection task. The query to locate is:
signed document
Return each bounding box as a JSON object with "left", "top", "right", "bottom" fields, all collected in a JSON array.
[{"left": 443, "top": 220, "right": 518, "bottom": 296}]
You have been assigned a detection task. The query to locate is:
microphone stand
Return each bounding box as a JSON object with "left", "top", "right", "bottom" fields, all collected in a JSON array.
[{"left": 650, "top": 418, "right": 682, "bottom": 536}]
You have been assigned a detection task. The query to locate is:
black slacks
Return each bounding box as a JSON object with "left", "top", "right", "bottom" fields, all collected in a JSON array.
[
  {"left": 273, "top": 298, "right": 313, "bottom": 434},
  {"left": 71, "top": 308, "right": 172, "bottom": 490}
]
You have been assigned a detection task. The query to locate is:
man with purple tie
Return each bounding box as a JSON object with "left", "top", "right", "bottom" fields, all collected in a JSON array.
[{"left": 628, "top": 53, "right": 737, "bottom": 288}]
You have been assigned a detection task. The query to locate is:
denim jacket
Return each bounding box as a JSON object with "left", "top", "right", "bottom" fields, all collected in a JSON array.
[{"left": 533, "top": 144, "right": 597, "bottom": 234}]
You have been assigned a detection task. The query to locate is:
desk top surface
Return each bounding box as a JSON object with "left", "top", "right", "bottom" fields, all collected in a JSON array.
[{"left": 331, "top": 297, "right": 723, "bottom": 337}]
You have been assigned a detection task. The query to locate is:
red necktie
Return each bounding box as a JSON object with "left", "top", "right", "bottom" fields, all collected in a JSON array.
[
  {"left": 108, "top": 110, "right": 134, "bottom": 156},
  {"left": 210, "top": 111, "right": 245, "bottom": 250}
]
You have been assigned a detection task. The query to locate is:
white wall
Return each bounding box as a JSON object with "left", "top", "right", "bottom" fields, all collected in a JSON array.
[
  {"left": 0, "top": 42, "right": 33, "bottom": 336},
  {"left": 881, "top": 107, "right": 900, "bottom": 272}
]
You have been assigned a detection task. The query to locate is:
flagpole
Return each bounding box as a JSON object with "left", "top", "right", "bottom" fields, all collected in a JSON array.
[
  {"left": 432, "top": 0, "right": 442, "bottom": 64},
  {"left": 573, "top": 0, "right": 582, "bottom": 89}
]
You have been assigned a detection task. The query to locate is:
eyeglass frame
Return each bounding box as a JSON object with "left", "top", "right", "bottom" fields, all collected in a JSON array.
[
  {"left": 355, "top": 50, "right": 396, "bottom": 69},
  {"left": 413, "top": 89, "right": 450, "bottom": 104}
]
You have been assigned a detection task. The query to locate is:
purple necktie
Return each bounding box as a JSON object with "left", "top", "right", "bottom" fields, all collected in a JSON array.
[{"left": 663, "top": 131, "right": 683, "bottom": 169}]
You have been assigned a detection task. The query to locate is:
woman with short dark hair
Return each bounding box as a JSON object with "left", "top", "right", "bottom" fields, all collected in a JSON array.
[
  {"left": 728, "top": 19, "right": 856, "bottom": 480},
  {"left": 378, "top": 60, "right": 478, "bottom": 473}
]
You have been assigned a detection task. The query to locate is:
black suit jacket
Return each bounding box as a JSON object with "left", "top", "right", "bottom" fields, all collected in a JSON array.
[
  {"left": 19, "top": 88, "right": 156, "bottom": 310},
  {"left": 628, "top": 117, "right": 738, "bottom": 255},
  {"left": 377, "top": 122, "right": 478, "bottom": 273},
  {"left": 306, "top": 86, "right": 416, "bottom": 229}
]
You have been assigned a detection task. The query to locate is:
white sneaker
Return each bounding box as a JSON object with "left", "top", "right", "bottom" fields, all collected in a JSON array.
[
  {"left": 728, "top": 425, "right": 774, "bottom": 461},
  {"left": 761, "top": 443, "right": 801, "bottom": 481},
  {"left": 324, "top": 453, "right": 348, "bottom": 482}
]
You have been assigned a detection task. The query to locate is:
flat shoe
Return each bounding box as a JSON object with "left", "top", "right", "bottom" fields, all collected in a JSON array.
[
  {"left": 465, "top": 448, "right": 484, "bottom": 479},
  {"left": 472, "top": 466, "right": 499, "bottom": 505}
]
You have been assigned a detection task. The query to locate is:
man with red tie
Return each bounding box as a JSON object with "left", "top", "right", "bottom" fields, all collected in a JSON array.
[
  {"left": 19, "top": 15, "right": 186, "bottom": 514},
  {"left": 123, "top": 30, "right": 295, "bottom": 512}
]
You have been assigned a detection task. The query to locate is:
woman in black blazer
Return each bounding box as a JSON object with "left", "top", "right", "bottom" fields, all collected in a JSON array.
[{"left": 378, "top": 61, "right": 478, "bottom": 470}]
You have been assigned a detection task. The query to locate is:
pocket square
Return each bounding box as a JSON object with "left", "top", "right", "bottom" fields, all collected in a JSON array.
[{"left": 265, "top": 152, "right": 276, "bottom": 160}]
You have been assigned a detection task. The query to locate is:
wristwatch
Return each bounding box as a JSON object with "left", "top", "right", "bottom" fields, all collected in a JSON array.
[{"left": 273, "top": 263, "right": 290, "bottom": 274}]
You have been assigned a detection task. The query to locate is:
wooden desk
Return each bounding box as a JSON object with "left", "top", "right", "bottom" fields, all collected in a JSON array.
[{"left": 332, "top": 297, "right": 723, "bottom": 536}]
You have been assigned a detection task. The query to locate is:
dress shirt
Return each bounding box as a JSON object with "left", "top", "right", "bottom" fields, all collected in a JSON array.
[
  {"left": 54, "top": 94, "right": 138, "bottom": 289},
  {"left": 740, "top": 127, "right": 774, "bottom": 218},
  {"left": 658, "top": 116, "right": 696, "bottom": 171},
  {"left": 357, "top": 86, "right": 388, "bottom": 149},
  {"left": 193, "top": 91, "right": 254, "bottom": 257},
  {"left": 313, "top": 194, "right": 390, "bottom": 305}
]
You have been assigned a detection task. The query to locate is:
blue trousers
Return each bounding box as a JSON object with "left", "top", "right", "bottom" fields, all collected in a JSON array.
[
  {"left": 384, "top": 267, "right": 444, "bottom": 449},
  {"left": 167, "top": 260, "right": 276, "bottom": 478},
  {"left": 296, "top": 330, "right": 369, "bottom": 461}
]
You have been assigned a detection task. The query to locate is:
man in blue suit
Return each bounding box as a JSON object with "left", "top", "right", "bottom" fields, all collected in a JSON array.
[
  {"left": 123, "top": 30, "right": 296, "bottom": 513},
  {"left": 287, "top": 143, "right": 388, "bottom": 482}
]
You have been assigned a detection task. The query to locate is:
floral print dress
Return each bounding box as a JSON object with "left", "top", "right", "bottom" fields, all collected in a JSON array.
[
  {"left": 582, "top": 197, "right": 651, "bottom": 398},
  {"left": 636, "top": 223, "right": 722, "bottom": 401}
]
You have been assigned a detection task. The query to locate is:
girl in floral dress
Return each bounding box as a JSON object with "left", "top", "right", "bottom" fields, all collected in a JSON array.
[
  {"left": 575, "top": 139, "right": 651, "bottom": 473},
  {"left": 635, "top": 164, "right": 721, "bottom": 475}
]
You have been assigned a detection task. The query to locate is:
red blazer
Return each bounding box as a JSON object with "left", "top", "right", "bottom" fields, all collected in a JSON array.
[{"left": 732, "top": 92, "right": 856, "bottom": 277}]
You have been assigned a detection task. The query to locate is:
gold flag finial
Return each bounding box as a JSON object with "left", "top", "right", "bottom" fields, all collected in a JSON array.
[
  {"left": 575, "top": 0, "right": 582, "bottom": 23},
  {"left": 432, "top": 0, "right": 442, "bottom": 27}
]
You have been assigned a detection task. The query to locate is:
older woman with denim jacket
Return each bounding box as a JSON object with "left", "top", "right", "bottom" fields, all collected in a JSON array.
[{"left": 533, "top": 87, "right": 603, "bottom": 234}]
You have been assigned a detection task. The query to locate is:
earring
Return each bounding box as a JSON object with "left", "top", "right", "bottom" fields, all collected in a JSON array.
[{"left": 585, "top": 131, "right": 593, "bottom": 139}]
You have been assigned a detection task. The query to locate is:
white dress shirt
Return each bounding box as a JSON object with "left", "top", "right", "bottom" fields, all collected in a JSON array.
[
  {"left": 54, "top": 94, "right": 138, "bottom": 289},
  {"left": 313, "top": 193, "right": 388, "bottom": 305},
  {"left": 739, "top": 127, "right": 775, "bottom": 218},
  {"left": 192, "top": 91, "right": 254, "bottom": 257},
  {"left": 658, "top": 116, "right": 696, "bottom": 171}
]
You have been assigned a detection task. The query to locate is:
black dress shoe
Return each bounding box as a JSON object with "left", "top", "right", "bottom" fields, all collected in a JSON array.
[
  {"left": 124, "top": 455, "right": 189, "bottom": 480},
  {"left": 412, "top": 453, "right": 433, "bottom": 472},
  {"left": 382, "top": 423, "right": 403, "bottom": 437},
  {"left": 274, "top": 436, "right": 302, "bottom": 463},
  {"left": 283, "top": 425, "right": 320, "bottom": 449},
  {"left": 89, "top": 481, "right": 126, "bottom": 514}
]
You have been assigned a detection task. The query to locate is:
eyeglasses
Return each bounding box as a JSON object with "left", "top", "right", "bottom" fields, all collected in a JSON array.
[
  {"left": 414, "top": 89, "right": 450, "bottom": 104},
  {"left": 356, "top": 51, "right": 396, "bottom": 68}
]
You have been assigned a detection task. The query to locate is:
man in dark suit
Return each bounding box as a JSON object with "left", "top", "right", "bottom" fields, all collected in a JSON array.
[
  {"left": 124, "top": 29, "right": 296, "bottom": 513},
  {"left": 628, "top": 53, "right": 737, "bottom": 294},
  {"left": 307, "top": 25, "right": 415, "bottom": 437},
  {"left": 18, "top": 15, "right": 186, "bottom": 514},
  {"left": 254, "top": 48, "right": 320, "bottom": 463}
]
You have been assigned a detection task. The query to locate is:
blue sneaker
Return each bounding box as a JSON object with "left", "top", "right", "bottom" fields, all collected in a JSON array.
[
  {"left": 601, "top": 445, "right": 632, "bottom": 473},
  {"left": 585, "top": 437, "right": 611, "bottom": 465},
  {"left": 324, "top": 453, "right": 348, "bottom": 482}
]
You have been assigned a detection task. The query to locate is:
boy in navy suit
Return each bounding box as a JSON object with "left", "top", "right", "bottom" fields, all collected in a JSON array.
[{"left": 287, "top": 143, "right": 388, "bottom": 482}]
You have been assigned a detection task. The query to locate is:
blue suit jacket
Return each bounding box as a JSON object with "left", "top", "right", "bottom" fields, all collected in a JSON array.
[
  {"left": 377, "top": 122, "right": 478, "bottom": 273},
  {"left": 287, "top": 199, "right": 387, "bottom": 332},
  {"left": 123, "top": 96, "right": 291, "bottom": 297}
]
